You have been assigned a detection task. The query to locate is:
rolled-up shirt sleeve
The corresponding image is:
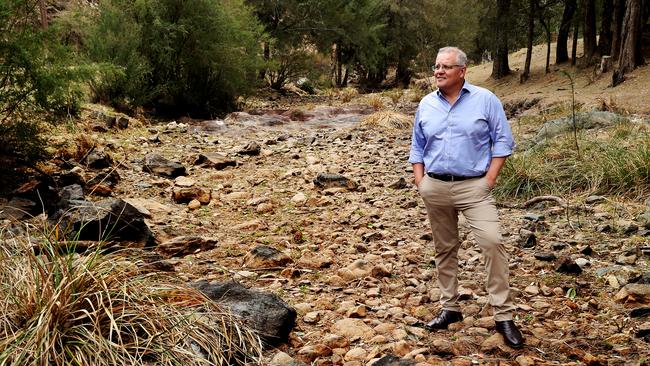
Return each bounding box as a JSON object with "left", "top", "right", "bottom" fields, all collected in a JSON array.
[
  {"left": 408, "top": 107, "right": 426, "bottom": 164},
  {"left": 487, "top": 94, "right": 515, "bottom": 157}
]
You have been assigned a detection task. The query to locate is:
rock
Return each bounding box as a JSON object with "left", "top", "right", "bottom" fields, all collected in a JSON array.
[
  {"left": 243, "top": 245, "right": 293, "bottom": 269},
  {"left": 174, "top": 176, "right": 195, "bottom": 187},
  {"left": 271, "top": 351, "right": 308, "bottom": 366},
  {"left": 518, "top": 229, "right": 536, "bottom": 248},
  {"left": 344, "top": 347, "right": 367, "bottom": 361},
  {"left": 143, "top": 153, "right": 186, "bottom": 178},
  {"left": 194, "top": 152, "right": 238, "bottom": 170},
  {"left": 388, "top": 178, "right": 408, "bottom": 189},
  {"left": 555, "top": 257, "right": 583, "bottom": 274},
  {"left": 291, "top": 192, "right": 307, "bottom": 204},
  {"left": 85, "top": 148, "right": 113, "bottom": 169},
  {"left": 524, "top": 213, "right": 544, "bottom": 221},
  {"left": 0, "top": 197, "right": 37, "bottom": 220},
  {"left": 313, "top": 173, "right": 358, "bottom": 190},
  {"left": 194, "top": 280, "right": 296, "bottom": 347},
  {"left": 239, "top": 141, "right": 261, "bottom": 156},
  {"left": 157, "top": 236, "right": 219, "bottom": 257},
  {"left": 372, "top": 355, "right": 416, "bottom": 366},
  {"left": 331, "top": 318, "right": 375, "bottom": 340},
  {"left": 172, "top": 186, "right": 211, "bottom": 204},
  {"left": 187, "top": 199, "right": 201, "bottom": 209},
  {"left": 297, "top": 344, "right": 332, "bottom": 364},
  {"left": 534, "top": 252, "right": 556, "bottom": 261},
  {"left": 585, "top": 195, "right": 606, "bottom": 204},
  {"left": 614, "top": 284, "right": 650, "bottom": 307},
  {"left": 50, "top": 198, "right": 156, "bottom": 245}
]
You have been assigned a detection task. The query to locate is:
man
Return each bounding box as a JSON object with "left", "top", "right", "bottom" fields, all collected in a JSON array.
[{"left": 408, "top": 47, "right": 523, "bottom": 348}]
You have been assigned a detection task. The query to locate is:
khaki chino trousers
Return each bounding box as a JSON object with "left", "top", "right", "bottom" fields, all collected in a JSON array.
[{"left": 418, "top": 175, "right": 515, "bottom": 321}]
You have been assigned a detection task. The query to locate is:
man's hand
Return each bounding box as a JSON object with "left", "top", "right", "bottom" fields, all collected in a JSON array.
[
  {"left": 412, "top": 163, "right": 425, "bottom": 189},
  {"left": 485, "top": 174, "right": 497, "bottom": 189}
]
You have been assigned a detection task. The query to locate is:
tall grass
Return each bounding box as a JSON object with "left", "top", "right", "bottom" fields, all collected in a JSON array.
[
  {"left": 0, "top": 224, "right": 262, "bottom": 366},
  {"left": 496, "top": 120, "right": 650, "bottom": 200}
]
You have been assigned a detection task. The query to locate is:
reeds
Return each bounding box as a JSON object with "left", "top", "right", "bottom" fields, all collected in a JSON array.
[{"left": 0, "top": 224, "right": 262, "bottom": 366}]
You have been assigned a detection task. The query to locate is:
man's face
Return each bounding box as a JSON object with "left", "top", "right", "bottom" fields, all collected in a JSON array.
[{"left": 434, "top": 52, "right": 466, "bottom": 92}]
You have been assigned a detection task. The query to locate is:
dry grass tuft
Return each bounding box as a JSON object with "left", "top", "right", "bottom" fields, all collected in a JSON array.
[
  {"left": 0, "top": 225, "right": 262, "bottom": 366},
  {"left": 361, "top": 111, "right": 413, "bottom": 131}
]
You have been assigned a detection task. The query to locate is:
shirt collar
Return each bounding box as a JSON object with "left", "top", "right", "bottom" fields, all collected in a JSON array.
[{"left": 435, "top": 80, "right": 473, "bottom": 100}]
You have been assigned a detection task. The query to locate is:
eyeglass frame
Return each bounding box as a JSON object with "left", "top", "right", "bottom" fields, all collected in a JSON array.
[{"left": 432, "top": 64, "right": 466, "bottom": 71}]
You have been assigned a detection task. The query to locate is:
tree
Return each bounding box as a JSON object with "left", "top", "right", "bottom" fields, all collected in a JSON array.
[
  {"left": 582, "top": 0, "right": 598, "bottom": 63},
  {"left": 309, "top": 0, "right": 386, "bottom": 87},
  {"left": 612, "top": 0, "right": 644, "bottom": 86},
  {"left": 598, "top": 0, "right": 614, "bottom": 55},
  {"left": 610, "top": 0, "right": 626, "bottom": 59},
  {"left": 556, "top": 0, "right": 577, "bottom": 63},
  {"left": 0, "top": 0, "right": 87, "bottom": 187},
  {"left": 87, "top": 0, "right": 263, "bottom": 117},
  {"left": 491, "top": 0, "right": 511, "bottom": 79},
  {"left": 522, "top": 0, "right": 536, "bottom": 82}
]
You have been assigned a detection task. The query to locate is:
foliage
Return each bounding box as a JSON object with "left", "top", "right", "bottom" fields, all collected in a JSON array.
[
  {"left": 0, "top": 0, "right": 88, "bottom": 184},
  {"left": 84, "top": 0, "right": 263, "bottom": 117},
  {"left": 0, "top": 0, "right": 87, "bottom": 121},
  {"left": 0, "top": 224, "right": 263, "bottom": 366},
  {"left": 496, "top": 119, "right": 650, "bottom": 200}
]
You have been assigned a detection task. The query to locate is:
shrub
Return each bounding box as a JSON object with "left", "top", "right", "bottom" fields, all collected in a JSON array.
[
  {"left": 0, "top": 225, "right": 263, "bottom": 366},
  {"left": 496, "top": 121, "right": 650, "bottom": 200},
  {"left": 84, "top": 0, "right": 263, "bottom": 117}
]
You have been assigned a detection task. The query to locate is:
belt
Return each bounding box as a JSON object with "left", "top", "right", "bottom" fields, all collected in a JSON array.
[{"left": 427, "top": 172, "right": 486, "bottom": 182}]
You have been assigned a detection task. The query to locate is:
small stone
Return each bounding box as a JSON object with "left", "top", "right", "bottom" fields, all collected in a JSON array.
[{"left": 187, "top": 199, "right": 201, "bottom": 210}]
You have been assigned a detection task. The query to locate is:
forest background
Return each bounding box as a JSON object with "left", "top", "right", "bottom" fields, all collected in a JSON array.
[{"left": 1, "top": 0, "right": 648, "bottom": 190}]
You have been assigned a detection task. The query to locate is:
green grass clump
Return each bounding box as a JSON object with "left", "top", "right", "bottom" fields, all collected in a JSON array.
[
  {"left": 497, "top": 121, "right": 650, "bottom": 200},
  {"left": 0, "top": 225, "right": 262, "bottom": 366}
]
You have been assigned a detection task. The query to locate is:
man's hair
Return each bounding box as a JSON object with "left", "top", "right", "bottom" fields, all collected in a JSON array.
[{"left": 438, "top": 47, "right": 468, "bottom": 66}]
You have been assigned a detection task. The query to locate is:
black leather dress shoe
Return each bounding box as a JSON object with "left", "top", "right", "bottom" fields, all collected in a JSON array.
[
  {"left": 424, "top": 310, "right": 463, "bottom": 330},
  {"left": 495, "top": 320, "right": 524, "bottom": 348}
]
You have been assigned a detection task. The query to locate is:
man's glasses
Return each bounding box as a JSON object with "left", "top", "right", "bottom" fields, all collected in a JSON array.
[{"left": 432, "top": 64, "right": 465, "bottom": 71}]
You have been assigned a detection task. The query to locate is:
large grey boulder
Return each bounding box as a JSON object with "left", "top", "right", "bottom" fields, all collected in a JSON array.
[{"left": 194, "top": 280, "right": 296, "bottom": 347}]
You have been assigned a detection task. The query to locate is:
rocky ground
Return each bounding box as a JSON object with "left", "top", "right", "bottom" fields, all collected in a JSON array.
[{"left": 8, "top": 91, "right": 644, "bottom": 366}]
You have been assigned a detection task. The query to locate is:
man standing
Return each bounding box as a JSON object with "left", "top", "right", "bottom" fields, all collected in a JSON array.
[{"left": 408, "top": 47, "right": 523, "bottom": 348}]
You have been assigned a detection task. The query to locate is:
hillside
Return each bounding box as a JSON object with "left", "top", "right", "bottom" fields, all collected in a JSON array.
[{"left": 468, "top": 42, "right": 650, "bottom": 116}]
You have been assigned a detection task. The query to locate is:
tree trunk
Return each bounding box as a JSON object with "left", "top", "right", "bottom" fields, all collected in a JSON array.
[
  {"left": 259, "top": 42, "right": 270, "bottom": 79},
  {"left": 611, "top": 0, "right": 626, "bottom": 59},
  {"left": 557, "top": 0, "right": 577, "bottom": 63},
  {"left": 583, "top": 0, "right": 598, "bottom": 63},
  {"left": 571, "top": 3, "right": 580, "bottom": 66},
  {"left": 612, "top": 0, "right": 643, "bottom": 86},
  {"left": 396, "top": 56, "right": 412, "bottom": 88},
  {"left": 491, "top": 0, "right": 511, "bottom": 79},
  {"left": 538, "top": 9, "right": 552, "bottom": 73},
  {"left": 598, "top": 0, "right": 614, "bottom": 55},
  {"left": 522, "top": 0, "right": 535, "bottom": 82},
  {"left": 39, "top": 0, "right": 48, "bottom": 28}
]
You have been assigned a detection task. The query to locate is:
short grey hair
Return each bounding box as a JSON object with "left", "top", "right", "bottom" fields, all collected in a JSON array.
[{"left": 438, "top": 47, "right": 468, "bottom": 66}]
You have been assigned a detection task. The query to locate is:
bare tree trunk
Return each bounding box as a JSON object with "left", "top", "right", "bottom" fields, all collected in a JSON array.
[
  {"left": 598, "top": 0, "right": 614, "bottom": 55},
  {"left": 491, "top": 0, "right": 511, "bottom": 79},
  {"left": 571, "top": 3, "right": 580, "bottom": 66},
  {"left": 522, "top": 0, "right": 536, "bottom": 82},
  {"left": 611, "top": 0, "right": 625, "bottom": 59},
  {"left": 583, "top": 0, "right": 598, "bottom": 63},
  {"left": 39, "top": 0, "right": 48, "bottom": 28},
  {"left": 557, "top": 0, "right": 577, "bottom": 63},
  {"left": 538, "top": 10, "right": 552, "bottom": 73},
  {"left": 613, "top": 0, "right": 643, "bottom": 86}
]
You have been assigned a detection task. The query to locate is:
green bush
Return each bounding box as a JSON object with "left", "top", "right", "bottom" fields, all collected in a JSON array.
[
  {"left": 0, "top": 0, "right": 88, "bottom": 184},
  {"left": 85, "top": 0, "right": 263, "bottom": 117},
  {"left": 496, "top": 121, "right": 650, "bottom": 200}
]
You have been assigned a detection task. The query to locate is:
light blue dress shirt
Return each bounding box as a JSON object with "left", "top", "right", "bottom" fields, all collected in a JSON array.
[{"left": 408, "top": 81, "right": 515, "bottom": 177}]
